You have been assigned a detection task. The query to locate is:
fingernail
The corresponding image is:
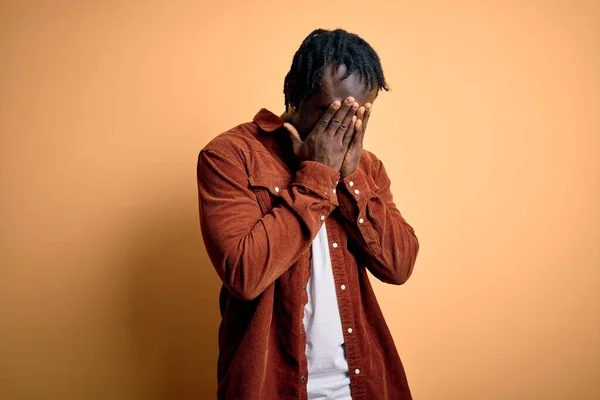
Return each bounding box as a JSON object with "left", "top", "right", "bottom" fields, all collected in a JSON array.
[{"left": 333, "top": 101, "right": 341, "bottom": 109}]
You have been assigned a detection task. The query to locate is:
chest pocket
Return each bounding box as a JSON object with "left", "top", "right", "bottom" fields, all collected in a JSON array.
[{"left": 248, "top": 175, "right": 291, "bottom": 216}]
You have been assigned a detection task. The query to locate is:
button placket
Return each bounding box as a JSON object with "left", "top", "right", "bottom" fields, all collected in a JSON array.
[{"left": 326, "top": 223, "right": 362, "bottom": 385}]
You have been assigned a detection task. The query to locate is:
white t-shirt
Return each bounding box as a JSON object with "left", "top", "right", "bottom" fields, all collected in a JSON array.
[{"left": 303, "top": 223, "right": 352, "bottom": 399}]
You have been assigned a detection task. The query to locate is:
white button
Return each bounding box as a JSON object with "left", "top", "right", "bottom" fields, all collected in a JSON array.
[
  {"left": 354, "top": 189, "right": 360, "bottom": 195},
  {"left": 340, "top": 284, "right": 346, "bottom": 290},
  {"left": 333, "top": 188, "right": 336, "bottom": 194},
  {"left": 347, "top": 328, "right": 353, "bottom": 333},
  {"left": 354, "top": 369, "right": 360, "bottom": 375},
  {"left": 358, "top": 218, "right": 364, "bottom": 224},
  {"left": 349, "top": 181, "right": 354, "bottom": 187},
  {"left": 332, "top": 242, "right": 338, "bottom": 248},
  {"left": 274, "top": 186, "right": 280, "bottom": 193},
  {"left": 320, "top": 215, "right": 325, "bottom": 221}
]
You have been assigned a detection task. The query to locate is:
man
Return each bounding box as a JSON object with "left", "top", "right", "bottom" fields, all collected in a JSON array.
[{"left": 197, "top": 28, "right": 419, "bottom": 400}]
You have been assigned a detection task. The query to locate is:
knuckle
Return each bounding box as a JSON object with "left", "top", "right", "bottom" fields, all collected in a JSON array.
[
  {"left": 319, "top": 118, "right": 329, "bottom": 126},
  {"left": 330, "top": 118, "right": 340, "bottom": 126}
]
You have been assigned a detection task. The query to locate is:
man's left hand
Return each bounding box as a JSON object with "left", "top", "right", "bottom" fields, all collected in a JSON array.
[{"left": 340, "top": 103, "right": 372, "bottom": 178}]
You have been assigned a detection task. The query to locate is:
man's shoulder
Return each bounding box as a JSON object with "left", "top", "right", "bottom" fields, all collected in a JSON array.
[{"left": 201, "top": 120, "right": 265, "bottom": 159}]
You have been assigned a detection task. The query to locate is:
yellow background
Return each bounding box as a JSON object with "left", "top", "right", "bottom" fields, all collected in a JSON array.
[{"left": 1, "top": 1, "right": 599, "bottom": 399}]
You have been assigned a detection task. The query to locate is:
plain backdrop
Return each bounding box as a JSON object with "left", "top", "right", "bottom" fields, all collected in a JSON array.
[{"left": 1, "top": 1, "right": 599, "bottom": 399}]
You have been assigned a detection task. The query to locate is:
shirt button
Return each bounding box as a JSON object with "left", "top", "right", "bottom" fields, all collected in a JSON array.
[
  {"left": 354, "top": 369, "right": 360, "bottom": 375},
  {"left": 301, "top": 329, "right": 304, "bottom": 336},
  {"left": 349, "top": 181, "right": 354, "bottom": 187},
  {"left": 332, "top": 242, "right": 338, "bottom": 248},
  {"left": 333, "top": 188, "right": 336, "bottom": 194},
  {"left": 354, "top": 189, "right": 360, "bottom": 195},
  {"left": 301, "top": 375, "right": 306, "bottom": 382},
  {"left": 274, "top": 186, "right": 280, "bottom": 193},
  {"left": 358, "top": 218, "right": 364, "bottom": 224},
  {"left": 340, "top": 284, "right": 346, "bottom": 290},
  {"left": 320, "top": 215, "right": 325, "bottom": 221},
  {"left": 347, "top": 328, "right": 353, "bottom": 333}
]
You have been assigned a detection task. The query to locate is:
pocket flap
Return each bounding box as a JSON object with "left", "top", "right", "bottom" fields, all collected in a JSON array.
[{"left": 248, "top": 175, "right": 290, "bottom": 195}]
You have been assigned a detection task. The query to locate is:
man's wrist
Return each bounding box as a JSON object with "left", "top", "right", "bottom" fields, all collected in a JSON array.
[{"left": 295, "top": 161, "right": 341, "bottom": 205}]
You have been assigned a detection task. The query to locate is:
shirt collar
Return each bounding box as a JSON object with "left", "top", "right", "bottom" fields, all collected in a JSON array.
[{"left": 253, "top": 108, "right": 285, "bottom": 133}]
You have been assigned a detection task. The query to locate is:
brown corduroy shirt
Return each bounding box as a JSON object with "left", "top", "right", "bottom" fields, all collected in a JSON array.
[{"left": 197, "top": 109, "right": 419, "bottom": 399}]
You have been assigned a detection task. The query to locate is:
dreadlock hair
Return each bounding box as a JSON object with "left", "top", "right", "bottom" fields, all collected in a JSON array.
[{"left": 283, "top": 28, "right": 389, "bottom": 111}]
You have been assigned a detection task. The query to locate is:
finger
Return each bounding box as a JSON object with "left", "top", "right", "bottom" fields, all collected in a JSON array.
[
  {"left": 351, "top": 118, "right": 364, "bottom": 149},
  {"left": 362, "top": 103, "right": 372, "bottom": 132},
  {"left": 325, "top": 97, "right": 354, "bottom": 135},
  {"left": 314, "top": 101, "right": 341, "bottom": 135},
  {"left": 343, "top": 115, "right": 357, "bottom": 145},
  {"left": 336, "top": 101, "right": 359, "bottom": 138},
  {"left": 356, "top": 106, "right": 366, "bottom": 124}
]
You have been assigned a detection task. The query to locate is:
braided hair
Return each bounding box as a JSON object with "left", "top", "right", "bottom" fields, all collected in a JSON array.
[{"left": 283, "top": 28, "right": 389, "bottom": 111}]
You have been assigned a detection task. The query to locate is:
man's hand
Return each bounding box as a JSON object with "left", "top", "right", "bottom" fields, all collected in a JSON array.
[
  {"left": 340, "top": 103, "right": 372, "bottom": 178},
  {"left": 284, "top": 97, "right": 359, "bottom": 173}
]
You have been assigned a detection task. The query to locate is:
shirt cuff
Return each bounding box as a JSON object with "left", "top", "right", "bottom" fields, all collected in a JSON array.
[
  {"left": 293, "top": 161, "right": 340, "bottom": 205},
  {"left": 338, "top": 168, "right": 380, "bottom": 251},
  {"left": 339, "top": 167, "right": 372, "bottom": 205}
]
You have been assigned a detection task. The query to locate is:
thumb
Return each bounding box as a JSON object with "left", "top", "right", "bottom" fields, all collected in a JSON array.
[
  {"left": 283, "top": 122, "right": 304, "bottom": 156},
  {"left": 283, "top": 122, "right": 302, "bottom": 145}
]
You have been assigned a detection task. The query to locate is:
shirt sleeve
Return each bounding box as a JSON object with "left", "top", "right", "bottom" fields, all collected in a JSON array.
[
  {"left": 336, "top": 155, "right": 419, "bottom": 285},
  {"left": 197, "top": 148, "right": 339, "bottom": 300}
]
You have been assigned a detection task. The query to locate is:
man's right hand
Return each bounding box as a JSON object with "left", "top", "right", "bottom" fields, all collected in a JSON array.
[{"left": 284, "top": 97, "right": 359, "bottom": 173}]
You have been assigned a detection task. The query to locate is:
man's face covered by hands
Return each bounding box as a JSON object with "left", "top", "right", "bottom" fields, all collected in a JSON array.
[{"left": 290, "top": 64, "right": 378, "bottom": 140}]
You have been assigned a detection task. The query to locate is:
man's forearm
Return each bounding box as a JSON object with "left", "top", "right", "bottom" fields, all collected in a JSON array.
[
  {"left": 199, "top": 150, "right": 340, "bottom": 300},
  {"left": 336, "top": 163, "right": 419, "bottom": 284}
]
